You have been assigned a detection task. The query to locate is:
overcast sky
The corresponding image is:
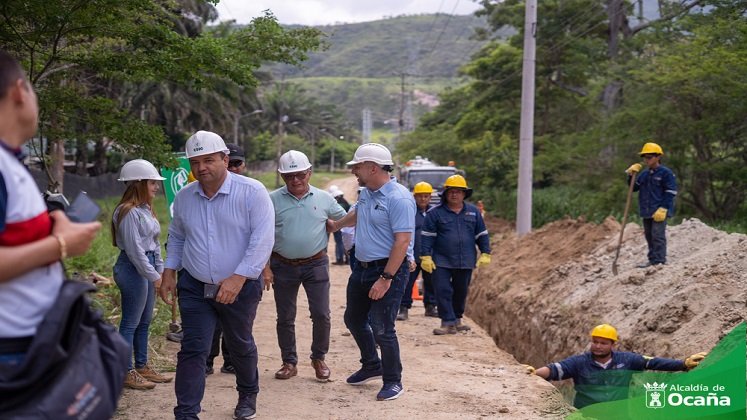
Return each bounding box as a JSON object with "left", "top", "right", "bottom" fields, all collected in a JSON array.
[{"left": 215, "top": 0, "right": 483, "bottom": 26}]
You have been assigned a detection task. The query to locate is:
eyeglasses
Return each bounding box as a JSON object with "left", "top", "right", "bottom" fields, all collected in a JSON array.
[
  {"left": 281, "top": 171, "right": 309, "bottom": 181},
  {"left": 228, "top": 160, "right": 244, "bottom": 168}
]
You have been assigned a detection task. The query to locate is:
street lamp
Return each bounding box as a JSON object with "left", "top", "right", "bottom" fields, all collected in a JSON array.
[{"left": 233, "top": 109, "right": 263, "bottom": 147}]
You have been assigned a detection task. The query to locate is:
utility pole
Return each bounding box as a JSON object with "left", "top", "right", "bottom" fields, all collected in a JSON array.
[
  {"left": 362, "top": 108, "right": 372, "bottom": 143},
  {"left": 275, "top": 114, "right": 288, "bottom": 188},
  {"left": 516, "top": 0, "right": 537, "bottom": 236},
  {"left": 398, "top": 73, "right": 405, "bottom": 142}
]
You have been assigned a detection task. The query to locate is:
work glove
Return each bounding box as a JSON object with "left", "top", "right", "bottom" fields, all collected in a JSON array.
[
  {"left": 420, "top": 256, "right": 436, "bottom": 273},
  {"left": 685, "top": 352, "right": 707, "bottom": 369},
  {"left": 477, "top": 253, "right": 491, "bottom": 268},
  {"left": 625, "top": 163, "right": 642, "bottom": 175},
  {"left": 652, "top": 207, "right": 668, "bottom": 222},
  {"left": 521, "top": 364, "right": 536, "bottom": 375}
]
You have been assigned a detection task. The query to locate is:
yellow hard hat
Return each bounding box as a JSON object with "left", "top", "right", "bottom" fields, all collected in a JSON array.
[
  {"left": 590, "top": 324, "right": 619, "bottom": 342},
  {"left": 639, "top": 142, "right": 664, "bottom": 156},
  {"left": 187, "top": 171, "right": 197, "bottom": 183},
  {"left": 444, "top": 174, "right": 468, "bottom": 189},
  {"left": 413, "top": 182, "right": 434, "bottom": 194}
]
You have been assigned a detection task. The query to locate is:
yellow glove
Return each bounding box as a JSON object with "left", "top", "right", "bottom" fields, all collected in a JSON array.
[
  {"left": 652, "top": 207, "right": 667, "bottom": 222},
  {"left": 420, "top": 256, "right": 436, "bottom": 273},
  {"left": 477, "top": 253, "right": 491, "bottom": 268},
  {"left": 521, "top": 364, "right": 536, "bottom": 375},
  {"left": 626, "top": 163, "right": 642, "bottom": 174},
  {"left": 685, "top": 352, "right": 707, "bottom": 369}
]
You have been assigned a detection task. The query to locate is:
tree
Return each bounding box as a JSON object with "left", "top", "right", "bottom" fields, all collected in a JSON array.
[{"left": 0, "top": 0, "right": 323, "bottom": 192}]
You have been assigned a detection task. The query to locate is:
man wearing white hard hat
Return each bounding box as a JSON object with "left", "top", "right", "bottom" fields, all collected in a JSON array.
[
  {"left": 327, "top": 143, "right": 415, "bottom": 401},
  {"left": 262, "top": 150, "right": 346, "bottom": 383},
  {"left": 328, "top": 185, "right": 350, "bottom": 265},
  {"left": 160, "top": 130, "right": 274, "bottom": 420}
]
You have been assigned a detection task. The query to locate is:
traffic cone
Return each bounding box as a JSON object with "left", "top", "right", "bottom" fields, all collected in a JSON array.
[{"left": 412, "top": 279, "right": 423, "bottom": 301}]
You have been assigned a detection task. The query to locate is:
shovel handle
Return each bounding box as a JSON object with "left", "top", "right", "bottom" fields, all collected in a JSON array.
[{"left": 612, "top": 173, "right": 637, "bottom": 273}]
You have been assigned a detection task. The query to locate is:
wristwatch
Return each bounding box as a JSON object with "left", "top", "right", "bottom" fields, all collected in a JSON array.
[{"left": 380, "top": 272, "right": 394, "bottom": 280}]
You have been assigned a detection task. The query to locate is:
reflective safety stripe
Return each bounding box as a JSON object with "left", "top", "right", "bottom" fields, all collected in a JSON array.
[
  {"left": 475, "top": 230, "right": 488, "bottom": 240},
  {"left": 553, "top": 362, "right": 564, "bottom": 379},
  {"left": 665, "top": 190, "right": 677, "bottom": 195},
  {"left": 421, "top": 231, "right": 437, "bottom": 237}
]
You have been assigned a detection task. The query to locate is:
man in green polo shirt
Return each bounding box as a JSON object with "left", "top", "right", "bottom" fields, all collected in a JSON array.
[{"left": 262, "top": 150, "right": 346, "bottom": 383}]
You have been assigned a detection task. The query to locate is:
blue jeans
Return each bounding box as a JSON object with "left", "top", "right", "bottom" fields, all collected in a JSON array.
[
  {"left": 643, "top": 218, "right": 667, "bottom": 264},
  {"left": 271, "top": 255, "right": 330, "bottom": 364},
  {"left": 432, "top": 267, "right": 473, "bottom": 325},
  {"left": 343, "top": 260, "right": 407, "bottom": 383},
  {"left": 174, "top": 270, "right": 262, "bottom": 420},
  {"left": 401, "top": 264, "right": 436, "bottom": 308},
  {"left": 333, "top": 231, "right": 345, "bottom": 263},
  {"left": 113, "top": 251, "right": 156, "bottom": 371}
]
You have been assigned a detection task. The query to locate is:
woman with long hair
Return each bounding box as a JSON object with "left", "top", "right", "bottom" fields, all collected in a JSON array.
[{"left": 112, "top": 159, "right": 171, "bottom": 390}]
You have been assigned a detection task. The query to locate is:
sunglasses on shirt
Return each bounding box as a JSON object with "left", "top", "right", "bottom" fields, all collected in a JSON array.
[{"left": 228, "top": 160, "right": 244, "bottom": 168}]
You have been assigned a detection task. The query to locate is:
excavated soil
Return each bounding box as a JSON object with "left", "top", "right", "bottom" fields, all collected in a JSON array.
[{"left": 468, "top": 216, "right": 747, "bottom": 369}]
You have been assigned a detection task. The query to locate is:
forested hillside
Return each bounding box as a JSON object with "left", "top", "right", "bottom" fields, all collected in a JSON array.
[
  {"left": 397, "top": 0, "right": 747, "bottom": 231},
  {"left": 267, "top": 14, "right": 500, "bottom": 78}
]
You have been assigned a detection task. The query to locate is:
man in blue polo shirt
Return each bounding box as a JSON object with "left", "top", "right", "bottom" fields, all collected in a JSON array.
[
  {"left": 262, "top": 150, "right": 346, "bottom": 383},
  {"left": 328, "top": 143, "right": 415, "bottom": 401},
  {"left": 160, "top": 130, "right": 274, "bottom": 420}
]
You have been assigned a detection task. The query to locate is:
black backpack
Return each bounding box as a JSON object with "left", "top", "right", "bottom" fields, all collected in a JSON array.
[{"left": 0, "top": 280, "right": 129, "bottom": 419}]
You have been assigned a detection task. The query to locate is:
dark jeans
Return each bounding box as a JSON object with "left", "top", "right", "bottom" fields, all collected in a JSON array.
[
  {"left": 401, "top": 264, "right": 436, "bottom": 308},
  {"left": 333, "top": 231, "right": 345, "bottom": 263},
  {"left": 348, "top": 246, "right": 357, "bottom": 271},
  {"left": 207, "top": 322, "right": 232, "bottom": 369},
  {"left": 174, "top": 271, "right": 262, "bottom": 420},
  {"left": 643, "top": 218, "right": 667, "bottom": 264},
  {"left": 343, "top": 260, "right": 407, "bottom": 383},
  {"left": 432, "top": 267, "right": 473, "bottom": 325},
  {"left": 113, "top": 251, "right": 156, "bottom": 370},
  {"left": 270, "top": 255, "right": 331, "bottom": 364}
]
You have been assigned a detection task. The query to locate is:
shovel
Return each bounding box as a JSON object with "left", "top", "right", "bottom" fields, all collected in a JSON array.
[
  {"left": 166, "top": 300, "right": 182, "bottom": 342},
  {"left": 612, "top": 172, "right": 637, "bottom": 275}
]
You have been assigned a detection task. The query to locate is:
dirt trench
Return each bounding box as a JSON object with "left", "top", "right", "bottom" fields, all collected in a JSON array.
[{"left": 468, "top": 216, "right": 747, "bottom": 369}]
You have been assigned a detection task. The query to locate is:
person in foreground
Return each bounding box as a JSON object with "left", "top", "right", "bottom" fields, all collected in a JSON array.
[
  {"left": 328, "top": 143, "right": 415, "bottom": 401},
  {"left": 522, "top": 323, "right": 707, "bottom": 408},
  {"left": 160, "top": 130, "right": 274, "bottom": 420}
]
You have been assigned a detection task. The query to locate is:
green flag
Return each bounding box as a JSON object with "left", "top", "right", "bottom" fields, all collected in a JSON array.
[
  {"left": 161, "top": 154, "right": 191, "bottom": 219},
  {"left": 571, "top": 322, "right": 746, "bottom": 419}
]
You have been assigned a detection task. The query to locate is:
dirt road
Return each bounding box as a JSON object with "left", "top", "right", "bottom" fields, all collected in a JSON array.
[{"left": 115, "top": 176, "right": 570, "bottom": 420}]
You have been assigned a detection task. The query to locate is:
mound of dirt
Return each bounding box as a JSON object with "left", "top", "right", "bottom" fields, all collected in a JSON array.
[{"left": 468, "top": 217, "right": 747, "bottom": 368}]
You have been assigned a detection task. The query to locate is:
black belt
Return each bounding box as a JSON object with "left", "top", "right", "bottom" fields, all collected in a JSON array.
[
  {"left": 0, "top": 336, "right": 32, "bottom": 353},
  {"left": 358, "top": 258, "right": 390, "bottom": 268},
  {"left": 272, "top": 250, "right": 327, "bottom": 266}
]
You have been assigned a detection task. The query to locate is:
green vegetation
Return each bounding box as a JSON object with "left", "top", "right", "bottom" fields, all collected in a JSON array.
[
  {"left": 267, "top": 14, "right": 500, "bottom": 78},
  {"left": 397, "top": 0, "right": 747, "bottom": 232},
  {"left": 249, "top": 170, "right": 352, "bottom": 190}
]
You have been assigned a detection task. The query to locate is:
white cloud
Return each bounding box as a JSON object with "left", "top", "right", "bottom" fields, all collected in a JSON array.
[{"left": 215, "top": 0, "right": 482, "bottom": 26}]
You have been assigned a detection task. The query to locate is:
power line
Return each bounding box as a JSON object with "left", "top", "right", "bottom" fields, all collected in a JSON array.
[{"left": 428, "top": 0, "right": 462, "bottom": 58}]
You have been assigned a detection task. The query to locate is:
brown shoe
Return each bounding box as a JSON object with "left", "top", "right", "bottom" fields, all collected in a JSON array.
[
  {"left": 136, "top": 364, "right": 173, "bottom": 383},
  {"left": 124, "top": 369, "right": 156, "bottom": 390},
  {"left": 274, "top": 362, "right": 298, "bottom": 380},
  {"left": 433, "top": 324, "right": 457, "bottom": 335},
  {"left": 455, "top": 320, "right": 471, "bottom": 332},
  {"left": 311, "top": 359, "right": 331, "bottom": 382}
]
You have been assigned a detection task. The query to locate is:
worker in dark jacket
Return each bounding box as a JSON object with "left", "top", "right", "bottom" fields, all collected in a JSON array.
[
  {"left": 625, "top": 142, "right": 677, "bottom": 267},
  {"left": 397, "top": 182, "right": 437, "bottom": 321},
  {"left": 420, "top": 175, "right": 490, "bottom": 335},
  {"left": 523, "top": 324, "right": 707, "bottom": 409}
]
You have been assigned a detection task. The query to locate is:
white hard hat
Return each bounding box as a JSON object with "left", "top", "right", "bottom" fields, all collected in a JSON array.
[
  {"left": 328, "top": 185, "right": 340, "bottom": 194},
  {"left": 332, "top": 189, "right": 344, "bottom": 197},
  {"left": 185, "top": 130, "right": 230, "bottom": 158},
  {"left": 278, "top": 150, "right": 312, "bottom": 173},
  {"left": 346, "top": 143, "right": 394, "bottom": 166},
  {"left": 118, "top": 159, "right": 166, "bottom": 182}
]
